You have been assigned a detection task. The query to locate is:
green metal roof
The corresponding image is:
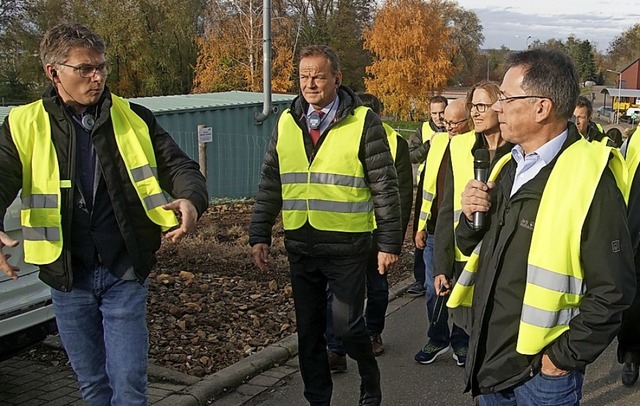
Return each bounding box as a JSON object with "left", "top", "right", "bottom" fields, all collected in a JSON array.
[
  {"left": 129, "top": 91, "right": 296, "bottom": 114},
  {"left": 0, "top": 106, "right": 15, "bottom": 124}
]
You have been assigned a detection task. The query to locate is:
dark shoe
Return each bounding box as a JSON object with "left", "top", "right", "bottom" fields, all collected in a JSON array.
[
  {"left": 359, "top": 382, "right": 382, "bottom": 406},
  {"left": 327, "top": 351, "right": 347, "bottom": 373},
  {"left": 452, "top": 347, "right": 467, "bottom": 367},
  {"left": 622, "top": 361, "right": 639, "bottom": 386},
  {"left": 371, "top": 334, "right": 384, "bottom": 356},
  {"left": 406, "top": 280, "right": 426, "bottom": 296},
  {"left": 414, "top": 343, "right": 450, "bottom": 364}
]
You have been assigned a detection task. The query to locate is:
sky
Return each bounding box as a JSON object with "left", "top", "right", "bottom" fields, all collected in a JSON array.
[{"left": 456, "top": 1, "right": 640, "bottom": 52}]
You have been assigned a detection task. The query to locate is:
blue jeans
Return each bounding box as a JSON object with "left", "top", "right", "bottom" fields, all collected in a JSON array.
[
  {"left": 326, "top": 250, "right": 388, "bottom": 354},
  {"left": 476, "top": 370, "right": 584, "bottom": 406},
  {"left": 51, "top": 265, "right": 149, "bottom": 406},
  {"left": 423, "top": 235, "right": 468, "bottom": 350}
]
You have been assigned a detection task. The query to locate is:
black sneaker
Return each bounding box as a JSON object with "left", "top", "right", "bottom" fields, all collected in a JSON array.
[
  {"left": 453, "top": 347, "right": 467, "bottom": 367},
  {"left": 414, "top": 343, "right": 450, "bottom": 364},
  {"left": 406, "top": 281, "right": 426, "bottom": 296}
]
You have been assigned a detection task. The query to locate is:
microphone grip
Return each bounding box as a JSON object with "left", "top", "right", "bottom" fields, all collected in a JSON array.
[{"left": 473, "top": 167, "right": 489, "bottom": 230}]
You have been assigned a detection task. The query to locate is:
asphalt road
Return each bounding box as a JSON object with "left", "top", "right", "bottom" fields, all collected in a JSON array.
[{"left": 242, "top": 295, "right": 640, "bottom": 406}]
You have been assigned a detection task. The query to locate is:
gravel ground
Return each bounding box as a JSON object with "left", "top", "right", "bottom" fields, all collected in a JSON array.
[{"left": 19, "top": 201, "right": 416, "bottom": 377}]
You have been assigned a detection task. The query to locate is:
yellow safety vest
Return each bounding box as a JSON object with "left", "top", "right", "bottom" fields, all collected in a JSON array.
[
  {"left": 9, "top": 95, "right": 178, "bottom": 265},
  {"left": 416, "top": 132, "right": 449, "bottom": 232},
  {"left": 416, "top": 122, "right": 436, "bottom": 182},
  {"left": 277, "top": 106, "right": 374, "bottom": 233},
  {"left": 449, "top": 138, "right": 627, "bottom": 355},
  {"left": 625, "top": 126, "right": 640, "bottom": 191},
  {"left": 382, "top": 123, "right": 398, "bottom": 161},
  {"left": 449, "top": 131, "right": 477, "bottom": 262}
]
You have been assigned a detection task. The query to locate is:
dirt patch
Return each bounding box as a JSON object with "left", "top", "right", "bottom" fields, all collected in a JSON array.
[{"left": 20, "top": 201, "right": 416, "bottom": 377}]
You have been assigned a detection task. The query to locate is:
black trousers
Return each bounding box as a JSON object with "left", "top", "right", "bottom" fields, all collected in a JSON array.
[
  {"left": 290, "top": 255, "right": 380, "bottom": 405},
  {"left": 618, "top": 273, "right": 640, "bottom": 363}
]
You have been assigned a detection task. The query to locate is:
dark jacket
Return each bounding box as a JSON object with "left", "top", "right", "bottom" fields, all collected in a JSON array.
[
  {"left": 249, "top": 86, "right": 402, "bottom": 257},
  {"left": 395, "top": 136, "right": 413, "bottom": 238},
  {"left": 0, "top": 87, "right": 208, "bottom": 291},
  {"left": 455, "top": 125, "right": 636, "bottom": 395},
  {"left": 584, "top": 121, "right": 614, "bottom": 146},
  {"left": 433, "top": 133, "right": 513, "bottom": 279}
]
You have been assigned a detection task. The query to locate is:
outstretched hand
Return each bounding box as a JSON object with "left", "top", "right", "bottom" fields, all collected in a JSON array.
[
  {"left": 0, "top": 231, "right": 20, "bottom": 280},
  {"left": 162, "top": 199, "right": 198, "bottom": 242}
]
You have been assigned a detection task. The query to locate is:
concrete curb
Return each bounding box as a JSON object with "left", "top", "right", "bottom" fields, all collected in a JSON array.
[{"left": 155, "top": 276, "right": 417, "bottom": 406}]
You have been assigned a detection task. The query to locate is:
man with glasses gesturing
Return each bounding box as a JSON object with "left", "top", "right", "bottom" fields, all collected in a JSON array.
[
  {"left": 0, "top": 24, "right": 208, "bottom": 405},
  {"left": 448, "top": 49, "right": 635, "bottom": 405}
]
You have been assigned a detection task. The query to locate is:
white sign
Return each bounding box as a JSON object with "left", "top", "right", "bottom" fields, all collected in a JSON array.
[{"left": 198, "top": 127, "right": 213, "bottom": 143}]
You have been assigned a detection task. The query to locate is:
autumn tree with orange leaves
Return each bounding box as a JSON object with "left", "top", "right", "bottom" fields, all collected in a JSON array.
[{"left": 364, "top": 0, "right": 459, "bottom": 120}]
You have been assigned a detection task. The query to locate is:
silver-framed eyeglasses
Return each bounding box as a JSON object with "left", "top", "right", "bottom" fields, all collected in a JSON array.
[
  {"left": 444, "top": 118, "right": 467, "bottom": 128},
  {"left": 56, "top": 62, "right": 110, "bottom": 78},
  {"left": 469, "top": 103, "right": 493, "bottom": 113},
  {"left": 497, "top": 93, "right": 551, "bottom": 104}
]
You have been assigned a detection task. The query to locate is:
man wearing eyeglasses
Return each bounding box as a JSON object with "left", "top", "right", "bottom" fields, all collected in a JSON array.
[
  {"left": 449, "top": 49, "right": 635, "bottom": 404},
  {"left": 0, "top": 24, "right": 208, "bottom": 405},
  {"left": 414, "top": 98, "right": 473, "bottom": 366}
]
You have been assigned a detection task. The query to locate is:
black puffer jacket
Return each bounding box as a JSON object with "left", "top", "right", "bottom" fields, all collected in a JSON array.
[
  {"left": 455, "top": 126, "right": 635, "bottom": 395},
  {"left": 249, "top": 86, "right": 402, "bottom": 257},
  {"left": 0, "top": 87, "right": 208, "bottom": 291}
]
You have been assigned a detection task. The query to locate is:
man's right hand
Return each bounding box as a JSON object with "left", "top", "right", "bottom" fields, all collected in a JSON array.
[
  {"left": 0, "top": 231, "right": 20, "bottom": 280},
  {"left": 251, "top": 243, "right": 270, "bottom": 272},
  {"left": 461, "top": 179, "right": 494, "bottom": 222},
  {"left": 434, "top": 274, "right": 451, "bottom": 296},
  {"left": 415, "top": 230, "right": 427, "bottom": 249}
]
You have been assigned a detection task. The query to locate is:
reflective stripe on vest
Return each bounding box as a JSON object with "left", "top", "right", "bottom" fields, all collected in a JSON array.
[
  {"left": 416, "top": 132, "right": 449, "bottom": 232},
  {"left": 9, "top": 96, "right": 178, "bottom": 265},
  {"left": 449, "top": 139, "right": 627, "bottom": 356},
  {"left": 110, "top": 95, "right": 178, "bottom": 231},
  {"left": 9, "top": 100, "right": 66, "bottom": 264},
  {"left": 416, "top": 122, "right": 436, "bottom": 183},
  {"left": 276, "top": 106, "right": 374, "bottom": 232},
  {"left": 449, "top": 131, "right": 477, "bottom": 261}
]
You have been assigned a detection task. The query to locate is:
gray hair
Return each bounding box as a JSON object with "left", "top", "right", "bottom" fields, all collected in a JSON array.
[
  {"left": 39, "top": 23, "right": 106, "bottom": 67},
  {"left": 506, "top": 49, "right": 579, "bottom": 120}
]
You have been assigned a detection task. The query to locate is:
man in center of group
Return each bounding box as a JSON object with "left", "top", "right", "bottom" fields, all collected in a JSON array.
[
  {"left": 249, "top": 45, "right": 401, "bottom": 406},
  {"left": 414, "top": 99, "right": 471, "bottom": 365}
]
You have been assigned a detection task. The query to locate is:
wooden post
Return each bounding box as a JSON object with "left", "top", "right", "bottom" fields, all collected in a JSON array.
[{"left": 197, "top": 124, "right": 207, "bottom": 180}]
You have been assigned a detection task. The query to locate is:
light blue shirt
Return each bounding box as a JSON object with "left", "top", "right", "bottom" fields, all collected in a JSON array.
[
  {"left": 510, "top": 129, "right": 568, "bottom": 197},
  {"left": 306, "top": 95, "right": 339, "bottom": 136}
]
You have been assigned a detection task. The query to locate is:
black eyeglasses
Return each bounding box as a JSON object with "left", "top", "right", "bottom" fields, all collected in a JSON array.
[
  {"left": 469, "top": 103, "right": 493, "bottom": 113},
  {"left": 444, "top": 118, "right": 467, "bottom": 128},
  {"left": 56, "top": 62, "right": 110, "bottom": 78},
  {"left": 497, "top": 93, "right": 551, "bottom": 104}
]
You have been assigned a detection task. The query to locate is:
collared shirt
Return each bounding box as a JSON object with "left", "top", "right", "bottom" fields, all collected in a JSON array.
[
  {"left": 510, "top": 129, "right": 568, "bottom": 197},
  {"left": 306, "top": 95, "right": 339, "bottom": 136}
]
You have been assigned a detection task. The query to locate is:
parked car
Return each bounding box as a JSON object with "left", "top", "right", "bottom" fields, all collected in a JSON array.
[
  {"left": 596, "top": 106, "right": 615, "bottom": 122},
  {"left": 0, "top": 197, "right": 57, "bottom": 361},
  {"left": 620, "top": 107, "right": 640, "bottom": 124}
]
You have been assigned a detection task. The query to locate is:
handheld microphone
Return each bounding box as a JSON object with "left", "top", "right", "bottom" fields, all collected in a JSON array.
[{"left": 473, "top": 148, "right": 490, "bottom": 231}]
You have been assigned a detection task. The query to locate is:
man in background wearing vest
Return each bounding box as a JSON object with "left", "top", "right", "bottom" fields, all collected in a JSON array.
[
  {"left": 573, "top": 95, "right": 610, "bottom": 145},
  {"left": 407, "top": 96, "right": 447, "bottom": 296},
  {"left": 249, "top": 45, "right": 401, "bottom": 406},
  {"left": 0, "top": 24, "right": 208, "bottom": 405},
  {"left": 414, "top": 99, "right": 471, "bottom": 366},
  {"left": 452, "top": 49, "right": 635, "bottom": 404}
]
